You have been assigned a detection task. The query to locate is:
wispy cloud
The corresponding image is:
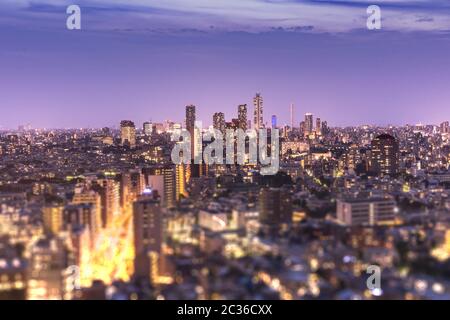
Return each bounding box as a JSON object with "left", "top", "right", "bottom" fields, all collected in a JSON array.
[{"left": 1, "top": 0, "right": 450, "bottom": 33}]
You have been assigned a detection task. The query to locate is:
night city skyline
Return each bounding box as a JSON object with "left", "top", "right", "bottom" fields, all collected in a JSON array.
[{"left": 1, "top": 0, "right": 450, "bottom": 305}]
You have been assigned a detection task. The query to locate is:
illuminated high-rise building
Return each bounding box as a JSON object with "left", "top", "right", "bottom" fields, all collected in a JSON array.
[
  {"left": 304, "top": 113, "right": 313, "bottom": 134},
  {"left": 316, "top": 118, "right": 321, "bottom": 134},
  {"left": 143, "top": 122, "right": 152, "bottom": 136},
  {"left": 120, "top": 120, "right": 136, "bottom": 148},
  {"left": 119, "top": 170, "right": 144, "bottom": 208},
  {"left": 93, "top": 178, "right": 120, "bottom": 228},
  {"left": 148, "top": 166, "right": 177, "bottom": 208},
  {"left": 133, "top": 192, "right": 163, "bottom": 280},
  {"left": 253, "top": 93, "right": 263, "bottom": 129},
  {"left": 282, "top": 125, "right": 289, "bottom": 138},
  {"left": 342, "top": 144, "right": 361, "bottom": 171},
  {"left": 271, "top": 115, "right": 277, "bottom": 129},
  {"left": 71, "top": 188, "right": 102, "bottom": 241},
  {"left": 213, "top": 112, "right": 226, "bottom": 134},
  {"left": 441, "top": 121, "right": 449, "bottom": 134},
  {"left": 186, "top": 105, "right": 203, "bottom": 178},
  {"left": 120, "top": 172, "right": 132, "bottom": 209},
  {"left": 185, "top": 105, "right": 196, "bottom": 135},
  {"left": 370, "top": 134, "right": 400, "bottom": 176},
  {"left": 163, "top": 167, "right": 176, "bottom": 208},
  {"left": 186, "top": 104, "right": 196, "bottom": 156},
  {"left": 69, "top": 226, "right": 90, "bottom": 286},
  {"left": 299, "top": 121, "right": 305, "bottom": 135},
  {"left": 176, "top": 164, "right": 187, "bottom": 201},
  {"left": 63, "top": 203, "right": 98, "bottom": 246},
  {"left": 130, "top": 171, "right": 146, "bottom": 196},
  {"left": 42, "top": 205, "right": 64, "bottom": 235},
  {"left": 322, "top": 121, "right": 329, "bottom": 135},
  {"left": 238, "top": 104, "right": 247, "bottom": 130}
]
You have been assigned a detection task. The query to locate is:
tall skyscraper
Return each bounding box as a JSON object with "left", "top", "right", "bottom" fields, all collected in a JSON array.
[
  {"left": 304, "top": 113, "right": 313, "bottom": 134},
  {"left": 133, "top": 192, "right": 163, "bottom": 280},
  {"left": 147, "top": 166, "right": 177, "bottom": 208},
  {"left": 185, "top": 105, "right": 202, "bottom": 178},
  {"left": 42, "top": 205, "right": 64, "bottom": 235},
  {"left": 213, "top": 112, "right": 226, "bottom": 134},
  {"left": 271, "top": 115, "right": 277, "bottom": 129},
  {"left": 342, "top": 144, "right": 361, "bottom": 171},
  {"left": 120, "top": 120, "right": 136, "bottom": 148},
  {"left": 238, "top": 104, "right": 247, "bottom": 130},
  {"left": 299, "top": 121, "right": 305, "bottom": 135},
  {"left": 185, "top": 105, "right": 196, "bottom": 134},
  {"left": 322, "top": 121, "right": 329, "bottom": 135},
  {"left": 71, "top": 188, "right": 102, "bottom": 242},
  {"left": 186, "top": 104, "right": 196, "bottom": 158},
  {"left": 440, "top": 121, "right": 449, "bottom": 134},
  {"left": 143, "top": 122, "right": 152, "bottom": 136},
  {"left": 120, "top": 172, "right": 132, "bottom": 209},
  {"left": 316, "top": 117, "right": 321, "bottom": 134},
  {"left": 176, "top": 164, "right": 186, "bottom": 201},
  {"left": 163, "top": 167, "right": 176, "bottom": 207},
  {"left": 253, "top": 93, "right": 263, "bottom": 129},
  {"left": 130, "top": 171, "right": 146, "bottom": 196},
  {"left": 93, "top": 178, "right": 120, "bottom": 228},
  {"left": 370, "top": 134, "right": 400, "bottom": 176},
  {"left": 63, "top": 203, "right": 98, "bottom": 245}
]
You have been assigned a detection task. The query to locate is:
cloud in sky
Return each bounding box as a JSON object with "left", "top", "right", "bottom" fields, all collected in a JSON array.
[
  {"left": 2, "top": 0, "right": 450, "bottom": 33},
  {"left": 1, "top": 1, "right": 449, "bottom": 128}
]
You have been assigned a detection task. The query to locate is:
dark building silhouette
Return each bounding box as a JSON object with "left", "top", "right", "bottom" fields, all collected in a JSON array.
[
  {"left": 259, "top": 187, "right": 292, "bottom": 225},
  {"left": 185, "top": 104, "right": 203, "bottom": 179}
]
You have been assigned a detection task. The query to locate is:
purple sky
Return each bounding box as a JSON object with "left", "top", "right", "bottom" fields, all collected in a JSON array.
[{"left": 1, "top": 1, "right": 450, "bottom": 129}]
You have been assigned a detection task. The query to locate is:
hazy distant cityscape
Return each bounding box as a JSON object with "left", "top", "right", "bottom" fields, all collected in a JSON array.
[
  {"left": 0, "top": 94, "right": 449, "bottom": 300},
  {"left": 1, "top": 0, "right": 450, "bottom": 303}
]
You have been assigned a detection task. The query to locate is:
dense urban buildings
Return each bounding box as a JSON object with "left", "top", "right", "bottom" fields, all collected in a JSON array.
[
  {"left": 0, "top": 95, "right": 449, "bottom": 301},
  {"left": 1, "top": 0, "right": 449, "bottom": 307}
]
